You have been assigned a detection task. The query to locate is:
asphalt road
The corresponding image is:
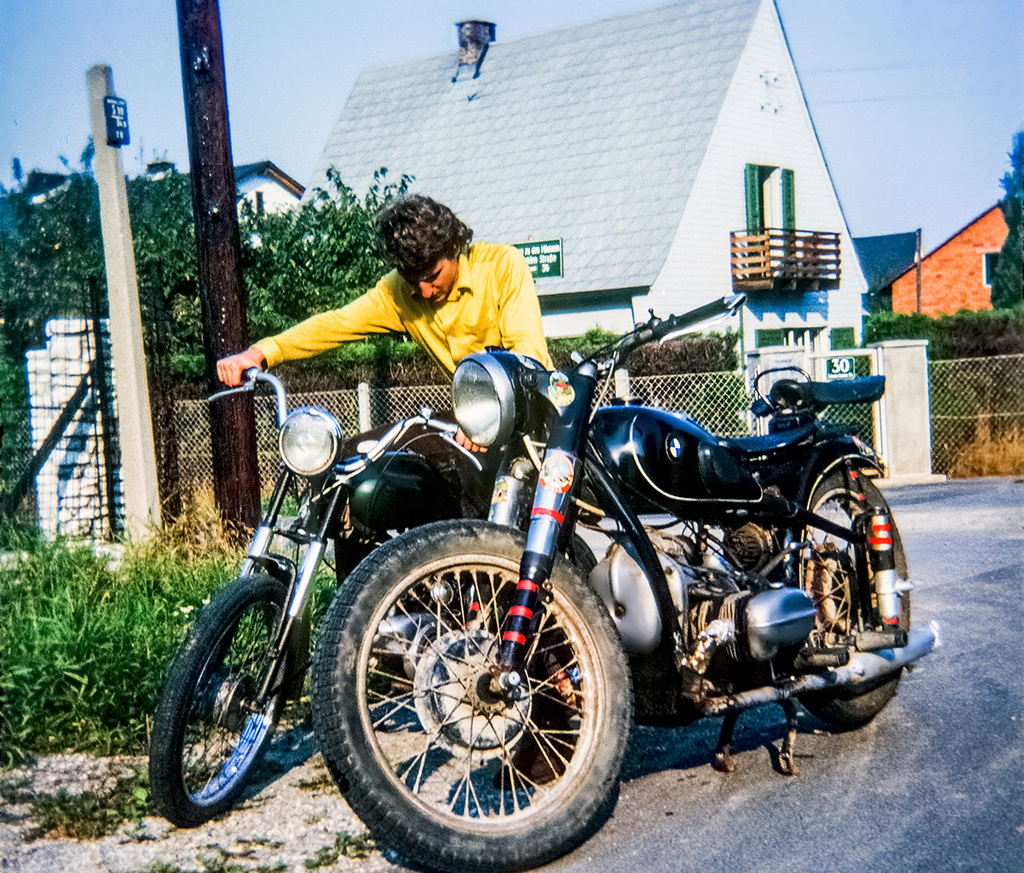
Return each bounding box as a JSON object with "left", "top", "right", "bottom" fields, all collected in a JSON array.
[{"left": 545, "top": 475, "right": 1024, "bottom": 873}]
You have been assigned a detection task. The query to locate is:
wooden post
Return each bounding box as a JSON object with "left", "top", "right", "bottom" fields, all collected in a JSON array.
[
  {"left": 915, "top": 228, "right": 923, "bottom": 313},
  {"left": 176, "top": 0, "right": 260, "bottom": 533},
  {"left": 87, "top": 65, "right": 162, "bottom": 538}
]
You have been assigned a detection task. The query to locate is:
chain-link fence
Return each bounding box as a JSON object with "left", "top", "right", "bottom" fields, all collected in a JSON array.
[
  {"left": 929, "top": 353, "right": 1024, "bottom": 476},
  {"left": 11, "top": 347, "right": 1024, "bottom": 526}
]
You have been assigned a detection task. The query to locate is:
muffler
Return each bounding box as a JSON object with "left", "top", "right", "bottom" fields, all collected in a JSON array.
[{"left": 700, "top": 622, "right": 941, "bottom": 717}]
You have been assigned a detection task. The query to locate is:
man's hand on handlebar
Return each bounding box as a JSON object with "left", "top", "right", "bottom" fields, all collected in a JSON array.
[{"left": 217, "top": 348, "right": 267, "bottom": 387}]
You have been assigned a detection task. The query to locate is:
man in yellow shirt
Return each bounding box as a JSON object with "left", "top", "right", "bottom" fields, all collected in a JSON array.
[{"left": 218, "top": 194, "right": 551, "bottom": 383}]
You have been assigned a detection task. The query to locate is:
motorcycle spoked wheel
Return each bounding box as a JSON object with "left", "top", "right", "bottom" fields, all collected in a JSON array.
[
  {"left": 312, "top": 519, "right": 631, "bottom": 873},
  {"left": 799, "top": 472, "right": 911, "bottom": 728},
  {"left": 149, "top": 574, "right": 308, "bottom": 827}
]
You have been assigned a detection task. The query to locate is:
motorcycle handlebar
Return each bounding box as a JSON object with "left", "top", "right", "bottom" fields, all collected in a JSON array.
[
  {"left": 209, "top": 367, "right": 289, "bottom": 427},
  {"left": 608, "top": 293, "right": 745, "bottom": 366},
  {"left": 654, "top": 293, "right": 746, "bottom": 342}
]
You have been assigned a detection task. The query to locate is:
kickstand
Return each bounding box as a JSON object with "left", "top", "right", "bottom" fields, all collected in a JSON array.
[
  {"left": 779, "top": 699, "right": 800, "bottom": 777},
  {"left": 713, "top": 711, "right": 740, "bottom": 773}
]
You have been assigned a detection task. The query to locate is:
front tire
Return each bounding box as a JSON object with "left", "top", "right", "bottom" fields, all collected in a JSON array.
[
  {"left": 149, "top": 574, "right": 307, "bottom": 826},
  {"left": 312, "top": 520, "right": 631, "bottom": 873},
  {"left": 799, "top": 472, "right": 911, "bottom": 728}
]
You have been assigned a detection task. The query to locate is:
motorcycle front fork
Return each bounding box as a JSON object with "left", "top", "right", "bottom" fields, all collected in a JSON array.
[{"left": 242, "top": 469, "right": 346, "bottom": 701}]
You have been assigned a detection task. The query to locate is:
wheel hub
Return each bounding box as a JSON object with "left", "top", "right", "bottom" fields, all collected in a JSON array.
[{"left": 413, "top": 629, "right": 532, "bottom": 758}]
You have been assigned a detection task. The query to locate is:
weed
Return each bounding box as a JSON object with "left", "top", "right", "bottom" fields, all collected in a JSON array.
[
  {"left": 24, "top": 769, "right": 151, "bottom": 840},
  {"left": 237, "top": 837, "right": 285, "bottom": 850},
  {"left": 0, "top": 523, "right": 236, "bottom": 763},
  {"left": 294, "top": 769, "right": 338, "bottom": 795},
  {"left": 950, "top": 424, "right": 1024, "bottom": 477},
  {"left": 304, "top": 830, "right": 375, "bottom": 867},
  {"left": 137, "top": 862, "right": 184, "bottom": 873}
]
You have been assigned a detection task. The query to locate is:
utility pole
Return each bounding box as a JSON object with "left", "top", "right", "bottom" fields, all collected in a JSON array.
[
  {"left": 87, "top": 64, "right": 162, "bottom": 538},
  {"left": 915, "top": 228, "right": 923, "bottom": 313},
  {"left": 176, "top": 0, "right": 260, "bottom": 533}
]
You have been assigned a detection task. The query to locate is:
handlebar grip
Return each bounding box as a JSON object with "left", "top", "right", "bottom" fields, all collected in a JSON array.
[{"left": 656, "top": 293, "right": 745, "bottom": 340}]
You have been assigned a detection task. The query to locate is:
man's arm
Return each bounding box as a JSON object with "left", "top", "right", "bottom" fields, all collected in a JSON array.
[
  {"left": 253, "top": 286, "right": 406, "bottom": 369},
  {"left": 216, "top": 283, "right": 408, "bottom": 386}
]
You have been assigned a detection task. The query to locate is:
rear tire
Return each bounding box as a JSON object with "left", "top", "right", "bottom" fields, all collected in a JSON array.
[
  {"left": 149, "top": 574, "right": 307, "bottom": 826},
  {"left": 799, "top": 473, "right": 911, "bottom": 728},
  {"left": 312, "top": 519, "right": 631, "bottom": 873}
]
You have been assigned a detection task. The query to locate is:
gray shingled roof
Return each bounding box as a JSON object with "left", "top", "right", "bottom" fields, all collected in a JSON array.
[{"left": 309, "top": 0, "right": 761, "bottom": 296}]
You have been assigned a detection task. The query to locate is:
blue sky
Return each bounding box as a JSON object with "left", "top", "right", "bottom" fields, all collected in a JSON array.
[{"left": 1, "top": 0, "right": 1021, "bottom": 252}]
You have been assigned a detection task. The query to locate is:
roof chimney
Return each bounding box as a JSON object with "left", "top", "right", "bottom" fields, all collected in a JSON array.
[{"left": 454, "top": 20, "right": 495, "bottom": 80}]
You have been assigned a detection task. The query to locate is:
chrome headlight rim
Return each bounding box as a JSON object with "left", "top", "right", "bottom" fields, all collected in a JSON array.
[
  {"left": 278, "top": 406, "right": 344, "bottom": 476},
  {"left": 452, "top": 353, "right": 517, "bottom": 448}
]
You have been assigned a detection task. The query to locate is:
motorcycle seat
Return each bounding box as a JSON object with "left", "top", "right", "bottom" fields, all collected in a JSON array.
[{"left": 720, "top": 422, "right": 816, "bottom": 455}]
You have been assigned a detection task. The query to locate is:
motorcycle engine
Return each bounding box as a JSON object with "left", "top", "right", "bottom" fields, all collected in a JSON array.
[
  {"left": 721, "top": 522, "right": 776, "bottom": 572},
  {"left": 590, "top": 531, "right": 817, "bottom": 662}
]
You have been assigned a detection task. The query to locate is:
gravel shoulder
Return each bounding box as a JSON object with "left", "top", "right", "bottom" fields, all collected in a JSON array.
[{"left": 0, "top": 722, "right": 404, "bottom": 873}]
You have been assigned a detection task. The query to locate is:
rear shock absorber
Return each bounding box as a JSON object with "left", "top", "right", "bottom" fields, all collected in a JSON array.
[{"left": 866, "top": 511, "right": 900, "bottom": 625}]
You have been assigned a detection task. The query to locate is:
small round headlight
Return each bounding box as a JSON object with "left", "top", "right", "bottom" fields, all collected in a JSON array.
[
  {"left": 279, "top": 407, "right": 343, "bottom": 476},
  {"left": 452, "top": 354, "right": 516, "bottom": 447}
]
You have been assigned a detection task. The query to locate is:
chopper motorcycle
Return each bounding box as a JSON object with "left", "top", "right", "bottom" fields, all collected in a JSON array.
[
  {"left": 310, "top": 292, "right": 940, "bottom": 872},
  {"left": 149, "top": 368, "right": 489, "bottom": 826}
]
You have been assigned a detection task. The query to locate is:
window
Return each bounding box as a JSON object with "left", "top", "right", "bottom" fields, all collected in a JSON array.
[
  {"left": 983, "top": 252, "right": 999, "bottom": 287},
  {"left": 745, "top": 164, "right": 795, "bottom": 232}
]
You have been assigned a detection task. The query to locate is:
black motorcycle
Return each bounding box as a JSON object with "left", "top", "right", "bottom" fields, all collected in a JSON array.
[
  {"left": 310, "top": 292, "right": 940, "bottom": 872},
  {"left": 149, "top": 369, "right": 486, "bottom": 826}
]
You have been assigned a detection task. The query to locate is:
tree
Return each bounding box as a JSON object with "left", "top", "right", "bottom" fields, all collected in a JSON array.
[
  {"left": 239, "top": 167, "right": 411, "bottom": 340},
  {"left": 991, "top": 130, "right": 1024, "bottom": 309}
]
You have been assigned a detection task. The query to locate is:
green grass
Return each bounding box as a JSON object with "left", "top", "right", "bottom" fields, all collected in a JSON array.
[{"left": 0, "top": 512, "right": 239, "bottom": 765}]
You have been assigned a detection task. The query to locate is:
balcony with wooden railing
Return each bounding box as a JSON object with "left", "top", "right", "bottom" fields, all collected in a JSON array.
[{"left": 730, "top": 228, "right": 841, "bottom": 292}]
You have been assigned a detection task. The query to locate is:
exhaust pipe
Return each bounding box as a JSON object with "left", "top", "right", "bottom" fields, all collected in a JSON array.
[{"left": 700, "top": 622, "right": 941, "bottom": 717}]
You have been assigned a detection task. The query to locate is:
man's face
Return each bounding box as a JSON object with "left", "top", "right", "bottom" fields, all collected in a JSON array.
[{"left": 405, "top": 258, "right": 459, "bottom": 305}]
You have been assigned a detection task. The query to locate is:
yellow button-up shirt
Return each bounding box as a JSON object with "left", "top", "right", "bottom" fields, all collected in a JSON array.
[{"left": 254, "top": 241, "right": 552, "bottom": 376}]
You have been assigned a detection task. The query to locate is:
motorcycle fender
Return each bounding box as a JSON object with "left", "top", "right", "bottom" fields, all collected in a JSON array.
[{"left": 804, "top": 451, "right": 885, "bottom": 507}]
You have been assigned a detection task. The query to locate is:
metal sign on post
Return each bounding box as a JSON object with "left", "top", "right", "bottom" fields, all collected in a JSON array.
[
  {"left": 512, "top": 239, "right": 563, "bottom": 278},
  {"left": 102, "top": 96, "right": 130, "bottom": 147},
  {"left": 824, "top": 355, "right": 856, "bottom": 380}
]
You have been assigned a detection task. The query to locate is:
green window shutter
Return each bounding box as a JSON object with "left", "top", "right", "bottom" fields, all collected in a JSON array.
[
  {"left": 756, "top": 328, "right": 785, "bottom": 347},
  {"left": 830, "top": 327, "right": 855, "bottom": 350},
  {"left": 745, "top": 163, "right": 762, "bottom": 233},
  {"left": 782, "top": 168, "right": 796, "bottom": 230}
]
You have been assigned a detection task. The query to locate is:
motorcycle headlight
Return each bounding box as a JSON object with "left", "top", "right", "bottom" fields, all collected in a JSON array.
[
  {"left": 452, "top": 353, "right": 517, "bottom": 447},
  {"left": 279, "top": 407, "right": 343, "bottom": 476}
]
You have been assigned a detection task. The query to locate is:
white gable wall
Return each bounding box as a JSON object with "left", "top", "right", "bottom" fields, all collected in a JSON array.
[
  {"left": 643, "top": 0, "right": 867, "bottom": 347},
  {"left": 237, "top": 175, "right": 302, "bottom": 214}
]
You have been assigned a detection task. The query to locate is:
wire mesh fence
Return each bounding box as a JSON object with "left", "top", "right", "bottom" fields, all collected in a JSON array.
[
  {"left": 8, "top": 347, "right": 1024, "bottom": 530},
  {"left": 929, "top": 353, "right": 1024, "bottom": 476}
]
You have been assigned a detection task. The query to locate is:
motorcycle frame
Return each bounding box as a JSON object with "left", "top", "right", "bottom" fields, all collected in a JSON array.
[{"left": 494, "top": 380, "right": 884, "bottom": 682}]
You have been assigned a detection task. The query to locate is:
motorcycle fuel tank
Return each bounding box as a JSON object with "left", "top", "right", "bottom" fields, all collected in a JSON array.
[
  {"left": 590, "top": 405, "right": 762, "bottom": 515},
  {"left": 349, "top": 451, "right": 457, "bottom": 533}
]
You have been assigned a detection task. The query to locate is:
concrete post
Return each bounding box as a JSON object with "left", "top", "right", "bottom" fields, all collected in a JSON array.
[
  {"left": 87, "top": 65, "right": 162, "bottom": 537},
  {"left": 358, "top": 382, "right": 372, "bottom": 432},
  {"left": 869, "top": 339, "right": 941, "bottom": 483}
]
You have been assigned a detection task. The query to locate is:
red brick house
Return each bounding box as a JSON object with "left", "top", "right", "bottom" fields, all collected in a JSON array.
[{"left": 892, "top": 205, "right": 1008, "bottom": 315}]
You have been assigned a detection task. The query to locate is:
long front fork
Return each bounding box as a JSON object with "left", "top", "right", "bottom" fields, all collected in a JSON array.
[{"left": 495, "top": 447, "right": 581, "bottom": 686}]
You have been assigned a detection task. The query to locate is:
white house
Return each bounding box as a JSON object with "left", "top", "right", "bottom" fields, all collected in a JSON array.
[
  {"left": 234, "top": 161, "right": 305, "bottom": 213},
  {"left": 307, "top": 0, "right": 866, "bottom": 350}
]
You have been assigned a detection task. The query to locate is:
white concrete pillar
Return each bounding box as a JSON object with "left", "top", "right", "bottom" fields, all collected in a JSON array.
[{"left": 870, "top": 339, "right": 941, "bottom": 483}]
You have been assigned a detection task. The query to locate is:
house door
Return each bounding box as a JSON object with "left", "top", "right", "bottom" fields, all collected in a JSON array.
[{"left": 745, "top": 163, "right": 796, "bottom": 232}]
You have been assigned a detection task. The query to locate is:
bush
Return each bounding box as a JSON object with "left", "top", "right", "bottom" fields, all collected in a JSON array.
[{"left": 864, "top": 307, "right": 1024, "bottom": 358}]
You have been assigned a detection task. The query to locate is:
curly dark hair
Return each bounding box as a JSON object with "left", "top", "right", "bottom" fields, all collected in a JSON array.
[{"left": 376, "top": 195, "right": 474, "bottom": 281}]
